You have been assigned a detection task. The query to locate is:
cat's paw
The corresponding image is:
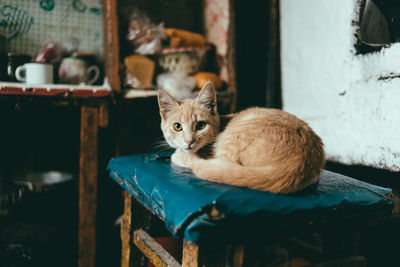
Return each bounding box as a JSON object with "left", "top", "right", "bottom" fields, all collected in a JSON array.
[{"left": 171, "top": 150, "right": 196, "bottom": 168}]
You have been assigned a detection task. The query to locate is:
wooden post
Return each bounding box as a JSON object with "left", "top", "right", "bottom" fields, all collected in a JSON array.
[
  {"left": 121, "top": 195, "right": 156, "bottom": 267},
  {"left": 228, "top": 0, "right": 237, "bottom": 113},
  {"left": 79, "top": 106, "right": 99, "bottom": 267},
  {"left": 266, "top": 0, "right": 282, "bottom": 108},
  {"left": 182, "top": 241, "right": 225, "bottom": 267},
  {"left": 182, "top": 241, "right": 200, "bottom": 267},
  {"left": 121, "top": 193, "right": 133, "bottom": 267},
  {"left": 102, "top": 0, "right": 121, "bottom": 92},
  {"left": 99, "top": 103, "right": 109, "bottom": 128}
]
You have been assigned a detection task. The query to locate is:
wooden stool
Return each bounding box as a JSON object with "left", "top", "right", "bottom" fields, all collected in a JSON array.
[{"left": 107, "top": 153, "right": 394, "bottom": 266}]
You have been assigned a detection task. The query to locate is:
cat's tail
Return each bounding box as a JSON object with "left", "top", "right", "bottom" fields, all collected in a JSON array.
[{"left": 191, "top": 157, "right": 323, "bottom": 194}]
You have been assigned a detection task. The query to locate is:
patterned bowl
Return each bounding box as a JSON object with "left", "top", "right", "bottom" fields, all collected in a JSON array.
[{"left": 157, "top": 45, "right": 212, "bottom": 75}]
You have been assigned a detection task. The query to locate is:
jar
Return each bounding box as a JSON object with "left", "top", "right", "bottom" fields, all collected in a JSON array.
[
  {"left": 7, "top": 52, "right": 31, "bottom": 82},
  {"left": 0, "top": 53, "right": 7, "bottom": 81}
]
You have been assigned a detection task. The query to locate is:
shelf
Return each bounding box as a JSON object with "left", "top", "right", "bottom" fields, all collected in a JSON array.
[
  {"left": 122, "top": 88, "right": 234, "bottom": 114},
  {"left": 0, "top": 82, "right": 111, "bottom": 98},
  {"left": 123, "top": 89, "right": 158, "bottom": 99},
  {"left": 123, "top": 88, "right": 234, "bottom": 99}
]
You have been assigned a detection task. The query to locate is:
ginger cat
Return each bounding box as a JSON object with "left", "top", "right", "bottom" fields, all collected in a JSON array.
[{"left": 158, "top": 82, "right": 325, "bottom": 194}]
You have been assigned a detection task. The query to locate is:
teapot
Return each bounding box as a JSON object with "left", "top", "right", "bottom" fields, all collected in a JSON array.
[{"left": 58, "top": 52, "right": 100, "bottom": 85}]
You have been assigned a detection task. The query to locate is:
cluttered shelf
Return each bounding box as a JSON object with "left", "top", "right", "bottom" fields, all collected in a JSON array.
[
  {"left": 0, "top": 81, "right": 234, "bottom": 107},
  {"left": 0, "top": 81, "right": 233, "bottom": 99},
  {"left": 103, "top": 1, "right": 236, "bottom": 112}
]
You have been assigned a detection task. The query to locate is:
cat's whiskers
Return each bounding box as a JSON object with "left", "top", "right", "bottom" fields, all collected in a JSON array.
[{"left": 151, "top": 140, "right": 175, "bottom": 153}]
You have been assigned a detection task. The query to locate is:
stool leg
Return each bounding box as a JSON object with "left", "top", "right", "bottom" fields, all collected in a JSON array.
[
  {"left": 182, "top": 241, "right": 199, "bottom": 267},
  {"left": 121, "top": 194, "right": 159, "bottom": 267},
  {"left": 121, "top": 193, "right": 133, "bottom": 267},
  {"left": 182, "top": 241, "right": 225, "bottom": 267}
]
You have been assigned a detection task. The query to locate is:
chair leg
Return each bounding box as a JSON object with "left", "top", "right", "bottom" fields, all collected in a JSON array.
[{"left": 182, "top": 240, "right": 225, "bottom": 267}]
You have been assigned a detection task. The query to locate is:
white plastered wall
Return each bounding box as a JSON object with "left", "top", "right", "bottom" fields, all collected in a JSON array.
[{"left": 280, "top": 0, "right": 400, "bottom": 171}]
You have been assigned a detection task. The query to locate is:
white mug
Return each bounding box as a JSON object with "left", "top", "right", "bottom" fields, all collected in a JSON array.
[{"left": 15, "top": 63, "right": 54, "bottom": 84}]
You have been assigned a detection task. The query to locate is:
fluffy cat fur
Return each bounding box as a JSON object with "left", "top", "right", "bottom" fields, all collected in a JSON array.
[{"left": 158, "top": 82, "right": 325, "bottom": 194}]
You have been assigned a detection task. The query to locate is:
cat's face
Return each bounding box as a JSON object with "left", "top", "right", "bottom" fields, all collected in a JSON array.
[{"left": 158, "top": 82, "right": 220, "bottom": 153}]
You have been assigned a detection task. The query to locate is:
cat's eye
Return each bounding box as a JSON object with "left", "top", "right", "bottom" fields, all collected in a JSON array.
[
  {"left": 173, "top": 123, "right": 182, "bottom": 131},
  {"left": 196, "top": 121, "right": 206, "bottom": 130}
]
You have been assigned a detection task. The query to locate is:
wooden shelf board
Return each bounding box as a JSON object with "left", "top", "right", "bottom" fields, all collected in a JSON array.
[
  {"left": 123, "top": 89, "right": 158, "bottom": 99},
  {"left": 0, "top": 82, "right": 111, "bottom": 98},
  {"left": 123, "top": 88, "right": 234, "bottom": 99}
]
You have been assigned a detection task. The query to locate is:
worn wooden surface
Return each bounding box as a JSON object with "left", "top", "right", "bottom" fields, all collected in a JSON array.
[
  {"left": 182, "top": 241, "right": 199, "bottom": 267},
  {"left": 227, "top": 0, "right": 237, "bottom": 113},
  {"left": 99, "top": 103, "right": 109, "bottom": 128},
  {"left": 232, "top": 244, "right": 245, "bottom": 267},
  {"left": 0, "top": 82, "right": 111, "bottom": 98},
  {"left": 79, "top": 106, "right": 99, "bottom": 267},
  {"left": 182, "top": 241, "right": 225, "bottom": 267},
  {"left": 130, "top": 198, "right": 162, "bottom": 267},
  {"left": 121, "top": 193, "right": 133, "bottom": 267},
  {"left": 102, "top": 0, "right": 121, "bottom": 92},
  {"left": 121, "top": 194, "right": 163, "bottom": 267},
  {"left": 133, "top": 229, "right": 180, "bottom": 267},
  {"left": 266, "top": 0, "right": 282, "bottom": 108}
]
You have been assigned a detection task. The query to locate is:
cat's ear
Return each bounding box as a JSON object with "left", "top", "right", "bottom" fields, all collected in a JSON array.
[
  {"left": 196, "top": 81, "right": 217, "bottom": 113},
  {"left": 158, "top": 89, "right": 178, "bottom": 119}
]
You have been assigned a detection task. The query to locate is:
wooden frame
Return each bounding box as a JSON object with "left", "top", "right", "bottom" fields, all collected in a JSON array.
[
  {"left": 79, "top": 105, "right": 100, "bottom": 267},
  {"left": 120, "top": 194, "right": 227, "bottom": 267},
  {"left": 120, "top": 193, "right": 371, "bottom": 267},
  {"left": 134, "top": 229, "right": 180, "bottom": 267},
  {"left": 102, "top": 0, "right": 122, "bottom": 93}
]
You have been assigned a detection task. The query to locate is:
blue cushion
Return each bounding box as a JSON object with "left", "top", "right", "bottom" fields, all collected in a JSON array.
[{"left": 107, "top": 152, "right": 393, "bottom": 242}]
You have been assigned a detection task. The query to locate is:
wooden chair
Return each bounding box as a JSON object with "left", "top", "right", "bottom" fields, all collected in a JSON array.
[{"left": 107, "top": 152, "right": 395, "bottom": 266}]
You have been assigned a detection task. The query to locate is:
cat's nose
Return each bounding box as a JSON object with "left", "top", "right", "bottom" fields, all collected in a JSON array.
[{"left": 185, "top": 140, "right": 193, "bottom": 148}]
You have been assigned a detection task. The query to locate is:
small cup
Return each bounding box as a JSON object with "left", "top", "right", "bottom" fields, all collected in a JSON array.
[
  {"left": 15, "top": 63, "right": 54, "bottom": 84},
  {"left": 58, "top": 54, "right": 100, "bottom": 85}
]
